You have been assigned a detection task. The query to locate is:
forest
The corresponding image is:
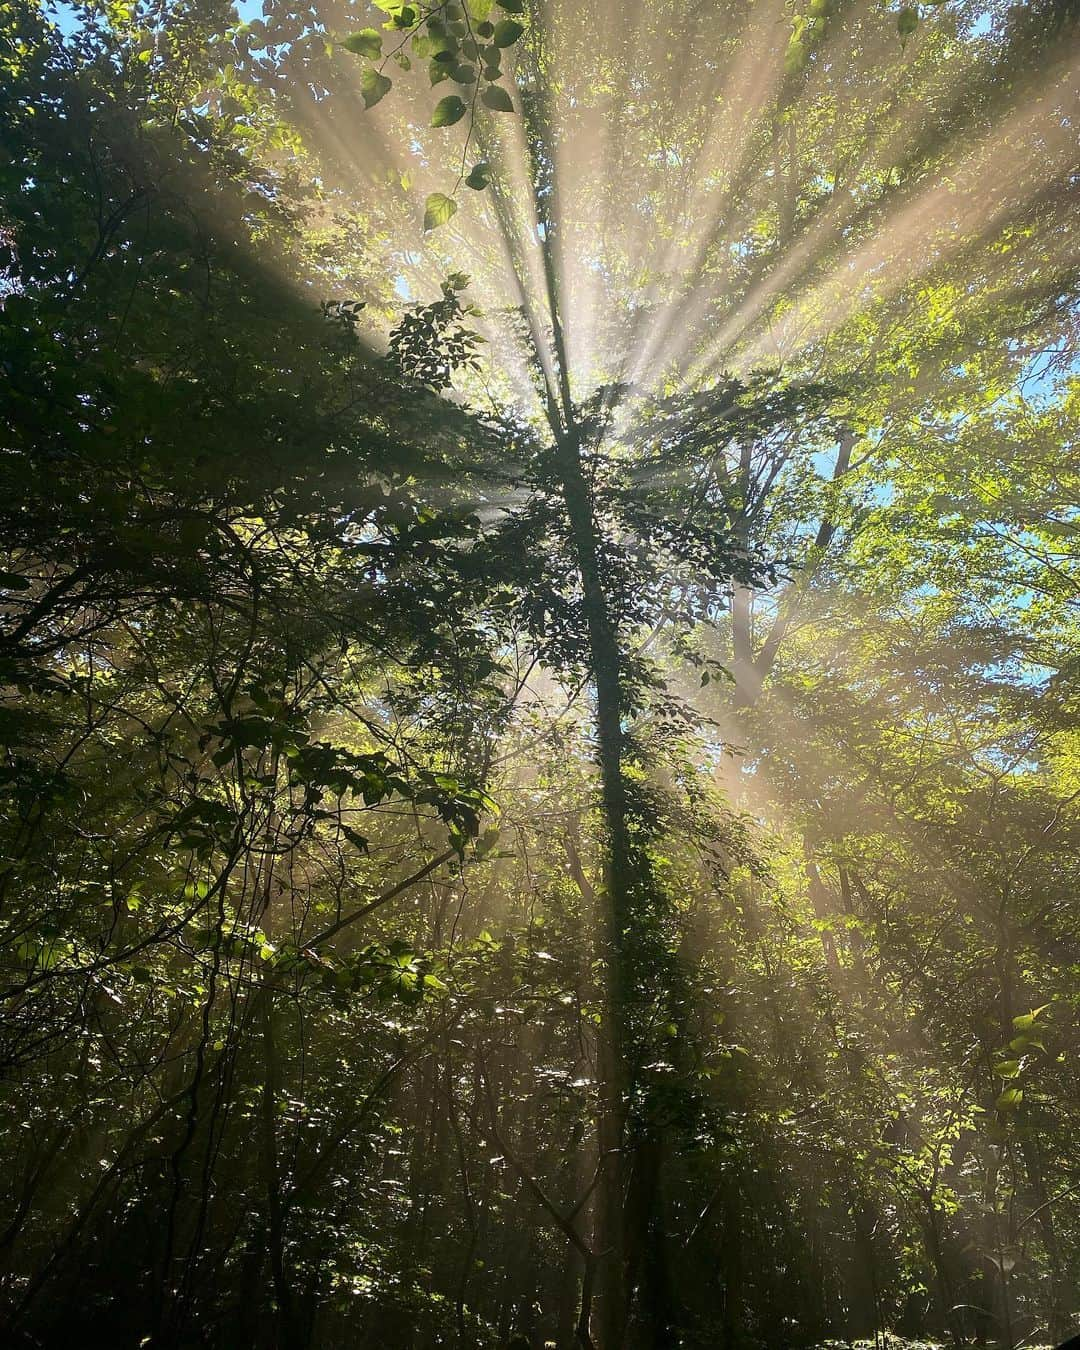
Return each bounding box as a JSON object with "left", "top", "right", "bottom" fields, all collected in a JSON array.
[{"left": 0, "top": 0, "right": 1078, "bottom": 1346}]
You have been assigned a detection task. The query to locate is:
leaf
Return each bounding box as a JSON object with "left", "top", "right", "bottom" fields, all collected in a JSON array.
[
  {"left": 423, "top": 192, "right": 458, "bottom": 231},
  {"left": 993, "top": 1059, "right": 1021, "bottom": 1079},
  {"left": 492, "top": 18, "right": 523, "bottom": 46},
  {"left": 897, "top": 7, "right": 919, "bottom": 39},
  {"left": 361, "top": 67, "right": 392, "bottom": 108},
  {"left": 783, "top": 37, "right": 807, "bottom": 77},
  {"left": 343, "top": 27, "right": 382, "bottom": 58},
  {"left": 467, "top": 0, "right": 493, "bottom": 16},
  {"left": 465, "top": 160, "right": 490, "bottom": 189},
  {"left": 996, "top": 1087, "right": 1024, "bottom": 1110},
  {"left": 1012, "top": 1003, "right": 1052, "bottom": 1030},
  {"left": 0, "top": 570, "right": 31, "bottom": 591},
  {"left": 430, "top": 59, "right": 450, "bottom": 84},
  {"left": 498, "top": 0, "right": 524, "bottom": 10},
  {"left": 342, "top": 825, "right": 369, "bottom": 853},
  {"left": 481, "top": 83, "right": 514, "bottom": 112},
  {"left": 431, "top": 94, "right": 467, "bottom": 126},
  {"left": 451, "top": 63, "right": 476, "bottom": 83}
]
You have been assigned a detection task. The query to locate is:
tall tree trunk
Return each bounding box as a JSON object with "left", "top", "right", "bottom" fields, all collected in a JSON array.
[
  {"left": 552, "top": 425, "right": 638, "bottom": 1347},
  {"left": 260, "top": 988, "right": 299, "bottom": 1350}
]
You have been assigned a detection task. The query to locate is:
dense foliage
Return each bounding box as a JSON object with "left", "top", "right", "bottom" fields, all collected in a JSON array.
[{"left": 1, "top": 0, "right": 1078, "bottom": 1347}]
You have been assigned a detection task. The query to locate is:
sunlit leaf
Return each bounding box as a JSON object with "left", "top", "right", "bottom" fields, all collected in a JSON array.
[
  {"left": 423, "top": 191, "right": 458, "bottom": 231},
  {"left": 343, "top": 27, "right": 382, "bottom": 58}
]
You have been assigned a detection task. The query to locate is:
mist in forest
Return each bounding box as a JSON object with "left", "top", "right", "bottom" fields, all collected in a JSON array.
[{"left": 1, "top": 0, "right": 1078, "bottom": 1347}]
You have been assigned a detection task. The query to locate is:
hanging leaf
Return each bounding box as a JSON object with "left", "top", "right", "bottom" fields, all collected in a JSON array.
[
  {"left": 492, "top": 18, "right": 523, "bottom": 47},
  {"left": 465, "top": 160, "right": 490, "bottom": 189},
  {"left": 423, "top": 192, "right": 458, "bottom": 231},
  {"left": 897, "top": 7, "right": 919, "bottom": 41},
  {"left": 431, "top": 94, "right": 467, "bottom": 126},
  {"left": 343, "top": 28, "right": 383, "bottom": 58},
  {"left": 452, "top": 63, "right": 477, "bottom": 83},
  {"left": 481, "top": 84, "right": 514, "bottom": 112},
  {"left": 361, "top": 67, "right": 392, "bottom": 108}
]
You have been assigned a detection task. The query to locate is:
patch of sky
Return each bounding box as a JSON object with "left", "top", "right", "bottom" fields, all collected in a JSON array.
[
  {"left": 44, "top": 0, "right": 82, "bottom": 36},
  {"left": 966, "top": 10, "right": 994, "bottom": 39}
]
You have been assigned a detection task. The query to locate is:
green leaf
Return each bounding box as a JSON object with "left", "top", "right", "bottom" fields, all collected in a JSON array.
[
  {"left": 492, "top": 18, "right": 523, "bottom": 46},
  {"left": 993, "top": 1059, "right": 1021, "bottom": 1079},
  {"left": 897, "top": 7, "right": 919, "bottom": 39},
  {"left": 431, "top": 94, "right": 467, "bottom": 126},
  {"left": 467, "top": 0, "right": 494, "bottom": 17},
  {"left": 465, "top": 160, "right": 490, "bottom": 189},
  {"left": 1012, "top": 1003, "right": 1052, "bottom": 1030},
  {"left": 361, "top": 67, "right": 392, "bottom": 108},
  {"left": 783, "top": 37, "right": 807, "bottom": 77},
  {"left": 451, "top": 63, "right": 476, "bottom": 83},
  {"left": 498, "top": 0, "right": 524, "bottom": 11},
  {"left": 0, "top": 570, "right": 31, "bottom": 591},
  {"left": 481, "top": 83, "right": 514, "bottom": 112},
  {"left": 343, "top": 27, "right": 382, "bottom": 58},
  {"left": 423, "top": 192, "right": 458, "bottom": 231},
  {"left": 996, "top": 1087, "right": 1024, "bottom": 1110},
  {"left": 429, "top": 60, "right": 450, "bottom": 84}
]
